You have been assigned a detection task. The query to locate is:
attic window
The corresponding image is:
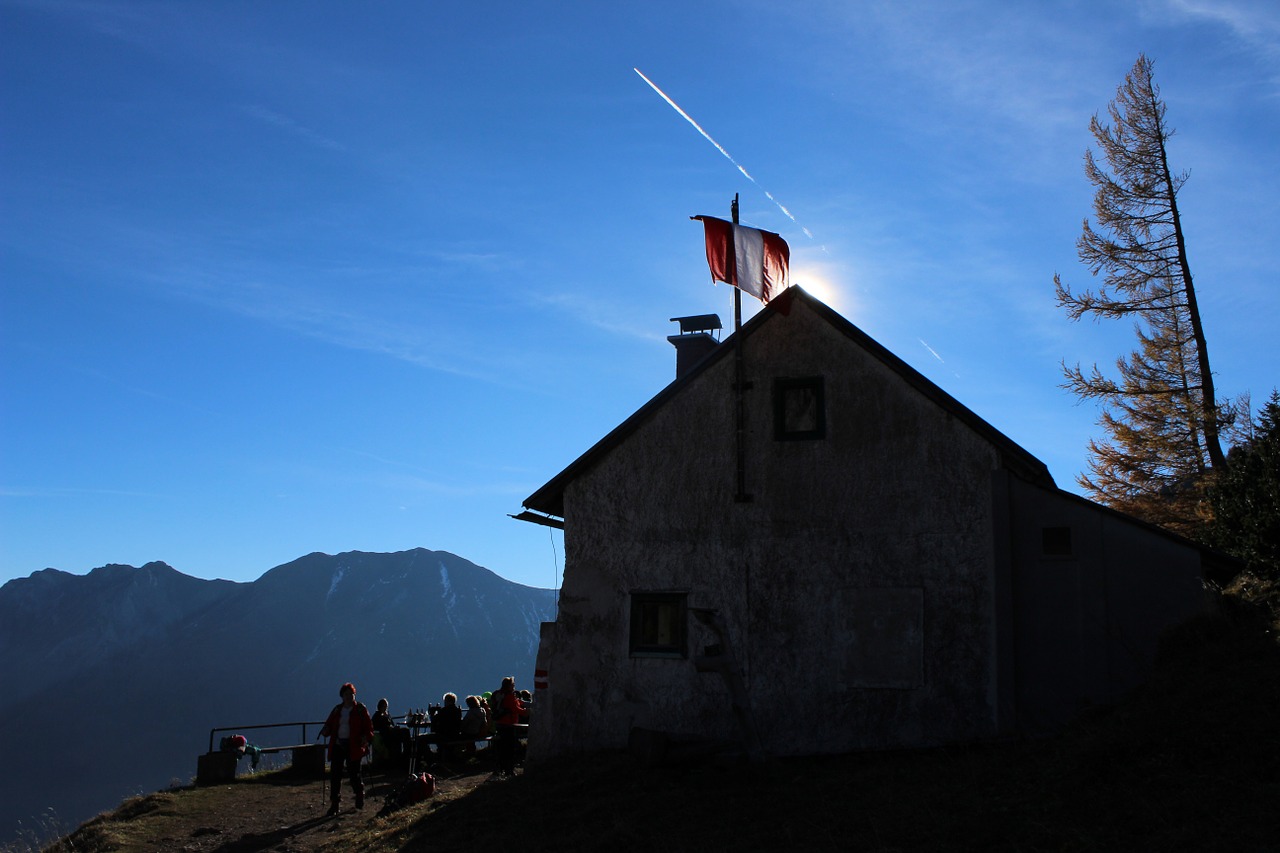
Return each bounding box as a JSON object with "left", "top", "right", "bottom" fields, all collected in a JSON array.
[
  {"left": 774, "top": 376, "right": 826, "bottom": 440},
  {"left": 629, "top": 592, "right": 687, "bottom": 658},
  {"left": 1041, "top": 526, "right": 1073, "bottom": 557}
]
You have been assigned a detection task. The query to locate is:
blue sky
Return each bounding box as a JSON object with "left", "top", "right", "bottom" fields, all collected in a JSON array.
[{"left": 2, "top": 0, "right": 1277, "bottom": 590}]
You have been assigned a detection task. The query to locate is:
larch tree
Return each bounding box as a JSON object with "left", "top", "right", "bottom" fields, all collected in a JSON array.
[{"left": 1055, "top": 54, "right": 1230, "bottom": 535}]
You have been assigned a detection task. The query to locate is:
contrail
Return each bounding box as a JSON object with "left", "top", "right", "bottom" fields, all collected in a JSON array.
[
  {"left": 920, "top": 339, "right": 961, "bottom": 379},
  {"left": 634, "top": 67, "right": 812, "bottom": 239},
  {"left": 919, "top": 339, "right": 945, "bottom": 363}
]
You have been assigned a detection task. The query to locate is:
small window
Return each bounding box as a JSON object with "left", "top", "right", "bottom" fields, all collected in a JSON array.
[
  {"left": 629, "top": 592, "right": 687, "bottom": 658},
  {"left": 1042, "top": 526, "right": 1073, "bottom": 557},
  {"left": 774, "top": 376, "right": 826, "bottom": 440}
]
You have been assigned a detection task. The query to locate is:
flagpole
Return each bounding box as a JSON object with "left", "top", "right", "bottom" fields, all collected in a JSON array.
[
  {"left": 730, "top": 196, "right": 754, "bottom": 708},
  {"left": 732, "top": 194, "right": 750, "bottom": 503},
  {"left": 732, "top": 196, "right": 742, "bottom": 334}
]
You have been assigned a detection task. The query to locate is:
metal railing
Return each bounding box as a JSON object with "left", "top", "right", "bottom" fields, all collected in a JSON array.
[
  {"left": 207, "top": 721, "right": 324, "bottom": 754},
  {"left": 206, "top": 714, "right": 417, "bottom": 753}
]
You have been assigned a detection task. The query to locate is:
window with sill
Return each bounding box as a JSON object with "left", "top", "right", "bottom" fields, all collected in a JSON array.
[
  {"left": 774, "top": 376, "right": 826, "bottom": 440},
  {"left": 1041, "top": 526, "right": 1073, "bottom": 557},
  {"left": 629, "top": 592, "right": 688, "bottom": 658}
]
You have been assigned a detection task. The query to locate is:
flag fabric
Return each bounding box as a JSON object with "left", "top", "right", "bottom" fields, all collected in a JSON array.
[{"left": 692, "top": 215, "right": 789, "bottom": 303}]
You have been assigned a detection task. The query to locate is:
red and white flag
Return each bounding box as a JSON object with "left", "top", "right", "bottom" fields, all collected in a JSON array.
[{"left": 693, "top": 215, "right": 790, "bottom": 303}]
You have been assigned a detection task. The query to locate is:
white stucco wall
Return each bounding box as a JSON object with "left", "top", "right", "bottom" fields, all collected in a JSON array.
[{"left": 531, "top": 298, "right": 1013, "bottom": 761}]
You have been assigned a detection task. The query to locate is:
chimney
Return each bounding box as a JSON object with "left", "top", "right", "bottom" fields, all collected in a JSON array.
[{"left": 668, "top": 314, "right": 722, "bottom": 379}]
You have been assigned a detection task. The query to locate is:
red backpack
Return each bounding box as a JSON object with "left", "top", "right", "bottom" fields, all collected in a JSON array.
[{"left": 407, "top": 772, "right": 435, "bottom": 803}]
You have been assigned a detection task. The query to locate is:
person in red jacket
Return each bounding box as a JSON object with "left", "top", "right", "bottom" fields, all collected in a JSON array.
[
  {"left": 319, "top": 682, "right": 373, "bottom": 814},
  {"left": 490, "top": 676, "right": 525, "bottom": 778}
]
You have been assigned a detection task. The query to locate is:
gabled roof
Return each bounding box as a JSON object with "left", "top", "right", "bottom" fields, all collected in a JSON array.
[{"left": 522, "top": 286, "right": 1054, "bottom": 519}]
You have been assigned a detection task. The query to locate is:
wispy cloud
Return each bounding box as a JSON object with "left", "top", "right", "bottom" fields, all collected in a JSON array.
[
  {"left": 530, "top": 289, "right": 666, "bottom": 342},
  {"left": 1153, "top": 0, "right": 1280, "bottom": 93},
  {"left": 0, "top": 486, "right": 167, "bottom": 499},
  {"left": 823, "top": 3, "right": 1096, "bottom": 135},
  {"left": 41, "top": 207, "right": 549, "bottom": 385},
  {"left": 367, "top": 471, "right": 529, "bottom": 497},
  {"left": 173, "top": 274, "right": 497, "bottom": 380},
  {"left": 295, "top": 448, "right": 531, "bottom": 497},
  {"left": 1158, "top": 0, "right": 1280, "bottom": 56},
  {"left": 6, "top": 0, "right": 160, "bottom": 47},
  {"left": 240, "top": 104, "right": 346, "bottom": 152}
]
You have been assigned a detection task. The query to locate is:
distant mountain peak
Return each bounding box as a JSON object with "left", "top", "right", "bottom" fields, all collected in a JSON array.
[{"left": 0, "top": 547, "right": 557, "bottom": 844}]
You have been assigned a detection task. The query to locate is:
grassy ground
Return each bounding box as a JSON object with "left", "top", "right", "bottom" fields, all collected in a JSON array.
[{"left": 27, "top": 588, "right": 1280, "bottom": 853}]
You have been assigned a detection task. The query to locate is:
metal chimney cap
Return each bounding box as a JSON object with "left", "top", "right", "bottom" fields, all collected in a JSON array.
[{"left": 669, "top": 314, "right": 722, "bottom": 335}]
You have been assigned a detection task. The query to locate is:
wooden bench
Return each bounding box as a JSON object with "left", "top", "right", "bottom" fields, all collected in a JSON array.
[
  {"left": 196, "top": 743, "right": 325, "bottom": 784},
  {"left": 257, "top": 743, "right": 325, "bottom": 775},
  {"left": 255, "top": 743, "right": 311, "bottom": 755},
  {"left": 416, "top": 728, "right": 530, "bottom": 773},
  {"left": 419, "top": 723, "right": 524, "bottom": 749}
]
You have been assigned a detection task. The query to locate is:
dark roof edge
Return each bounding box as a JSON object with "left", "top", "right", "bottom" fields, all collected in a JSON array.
[
  {"left": 523, "top": 286, "right": 1054, "bottom": 516},
  {"left": 798, "top": 291, "right": 1055, "bottom": 489},
  {"left": 1044, "top": 482, "right": 1244, "bottom": 569}
]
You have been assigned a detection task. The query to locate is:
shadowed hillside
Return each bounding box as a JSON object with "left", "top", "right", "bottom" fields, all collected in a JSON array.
[
  {"left": 25, "top": 585, "right": 1280, "bottom": 853},
  {"left": 0, "top": 562, "right": 240, "bottom": 707},
  {"left": 0, "top": 549, "right": 556, "bottom": 847}
]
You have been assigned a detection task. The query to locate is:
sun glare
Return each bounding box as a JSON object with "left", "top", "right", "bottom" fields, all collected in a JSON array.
[{"left": 791, "top": 266, "right": 855, "bottom": 319}]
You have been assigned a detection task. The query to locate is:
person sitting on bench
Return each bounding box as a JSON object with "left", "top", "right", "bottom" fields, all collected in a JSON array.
[
  {"left": 458, "top": 694, "right": 490, "bottom": 753},
  {"left": 426, "top": 692, "right": 463, "bottom": 756},
  {"left": 371, "top": 697, "right": 411, "bottom": 764},
  {"left": 431, "top": 693, "right": 463, "bottom": 738}
]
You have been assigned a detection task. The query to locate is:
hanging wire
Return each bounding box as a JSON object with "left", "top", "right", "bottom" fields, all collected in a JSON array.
[{"left": 548, "top": 525, "right": 561, "bottom": 619}]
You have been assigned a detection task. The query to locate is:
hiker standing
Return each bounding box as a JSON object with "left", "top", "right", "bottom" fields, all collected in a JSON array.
[
  {"left": 490, "top": 676, "right": 525, "bottom": 778},
  {"left": 319, "top": 682, "right": 373, "bottom": 814}
]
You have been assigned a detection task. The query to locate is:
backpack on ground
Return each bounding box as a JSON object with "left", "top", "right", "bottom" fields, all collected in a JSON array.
[{"left": 378, "top": 772, "right": 435, "bottom": 817}]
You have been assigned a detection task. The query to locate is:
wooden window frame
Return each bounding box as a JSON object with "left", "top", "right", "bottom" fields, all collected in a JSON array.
[
  {"left": 774, "top": 376, "right": 826, "bottom": 441},
  {"left": 629, "top": 592, "right": 688, "bottom": 659}
]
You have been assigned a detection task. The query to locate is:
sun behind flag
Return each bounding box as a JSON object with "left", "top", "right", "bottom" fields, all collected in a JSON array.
[{"left": 692, "top": 215, "right": 790, "bottom": 303}]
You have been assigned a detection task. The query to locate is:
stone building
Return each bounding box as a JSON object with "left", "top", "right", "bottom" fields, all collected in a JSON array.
[{"left": 517, "top": 286, "right": 1219, "bottom": 762}]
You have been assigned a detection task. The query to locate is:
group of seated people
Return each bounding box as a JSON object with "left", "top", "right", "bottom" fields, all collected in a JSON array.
[{"left": 369, "top": 687, "right": 532, "bottom": 767}]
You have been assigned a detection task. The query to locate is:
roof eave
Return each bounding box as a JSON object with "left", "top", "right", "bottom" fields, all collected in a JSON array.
[{"left": 520, "top": 285, "right": 1057, "bottom": 516}]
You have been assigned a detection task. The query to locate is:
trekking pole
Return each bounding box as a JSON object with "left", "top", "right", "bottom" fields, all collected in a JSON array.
[
  {"left": 317, "top": 737, "right": 326, "bottom": 812},
  {"left": 409, "top": 721, "right": 418, "bottom": 778}
]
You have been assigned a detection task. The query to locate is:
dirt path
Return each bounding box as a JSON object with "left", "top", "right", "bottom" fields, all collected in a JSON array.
[{"left": 63, "top": 763, "right": 493, "bottom": 853}]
